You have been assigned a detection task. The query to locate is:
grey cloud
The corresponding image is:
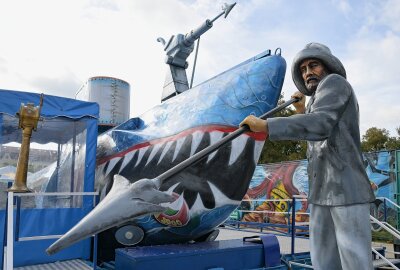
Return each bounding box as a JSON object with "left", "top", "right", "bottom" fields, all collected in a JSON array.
[
  {"left": 359, "top": 0, "right": 400, "bottom": 33},
  {"left": 28, "top": 72, "right": 82, "bottom": 99},
  {"left": 378, "top": 0, "right": 400, "bottom": 33},
  {"left": 344, "top": 33, "right": 400, "bottom": 136}
]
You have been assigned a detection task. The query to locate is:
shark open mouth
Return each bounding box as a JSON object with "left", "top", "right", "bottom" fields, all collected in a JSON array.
[{"left": 96, "top": 125, "right": 266, "bottom": 210}]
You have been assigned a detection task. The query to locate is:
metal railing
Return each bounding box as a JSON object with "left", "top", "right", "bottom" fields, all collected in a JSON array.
[
  {"left": 224, "top": 195, "right": 310, "bottom": 256},
  {"left": 227, "top": 195, "right": 400, "bottom": 269},
  {"left": 370, "top": 197, "right": 400, "bottom": 240},
  {"left": 226, "top": 196, "right": 309, "bottom": 230},
  {"left": 369, "top": 196, "right": 400, "bottom": 269},
  {"left": 3, "top": 191, "right": 99, "bottom": 270},
  {"left": 370, "top": 215, "right": 400, "bottom": 240},
  {"left": 372, "top": 247, "right": 400, "bottom": 270},
  {"left": 378, "top": 197, "right": 400, "bottom": 212},
  {"left": 289, "top": 261, "right": 314, "bottom": 269}
]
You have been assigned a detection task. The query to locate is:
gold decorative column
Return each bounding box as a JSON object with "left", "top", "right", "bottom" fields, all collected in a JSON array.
[{"left": 8, "top": 95, "right": 43, "bottom": 193}]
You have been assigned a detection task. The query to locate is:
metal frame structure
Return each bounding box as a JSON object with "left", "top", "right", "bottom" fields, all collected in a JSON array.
[
  {"left": 224, "top": 195, "right": 309, "bottom": 256},
  {"left": 3, "top": 191, "right": 99, "bottom": 270},
  {"left": 226, "top": 194, "right": 400, "bottom": 269},
  {"left": 158, "top": 2, "right": 236, "bottom": 102},
  {"left": 372, "top": 247, "right": 400, "bottom": 270}
]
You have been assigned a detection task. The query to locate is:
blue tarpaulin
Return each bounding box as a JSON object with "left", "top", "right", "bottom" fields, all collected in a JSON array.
[
  {"left": 0, "top": 89, "right": 98, "bottom": 119},
  {"left": 0, "top": 88, "right": 99, "bottom": 267},
  {"left": 0, "top": 209, "right": 94, "bottom": 267},
  {"left": 0, "top": 89, "right": 98, "bottom": 145}
]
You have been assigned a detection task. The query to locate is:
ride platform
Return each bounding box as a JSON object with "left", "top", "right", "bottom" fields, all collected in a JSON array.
[{"left": 115, "top": 236, "right": 289, "bottom": 270}]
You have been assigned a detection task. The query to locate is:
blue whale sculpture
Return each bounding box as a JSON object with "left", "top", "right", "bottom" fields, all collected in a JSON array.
[{"left": 46, "top": 50, "right": 286, "bottom": 256}]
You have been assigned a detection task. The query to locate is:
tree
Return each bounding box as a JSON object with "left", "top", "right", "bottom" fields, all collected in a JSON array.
[
  {"left": 361, "top": 127, "right": 400, "bottom": 152},
  {"left": 385, "top": 127, "right": 400, "bottom": 150},
  {"left": 258, "top": 94, "right": 307, "bottom": 164},
  {"left": 361, "top": 127, "right": 389, "bottom": 152}
]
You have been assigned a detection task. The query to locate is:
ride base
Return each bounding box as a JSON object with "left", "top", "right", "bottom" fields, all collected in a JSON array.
[{"left": 114, "top": 236, "right": 300, "bottom": 270}]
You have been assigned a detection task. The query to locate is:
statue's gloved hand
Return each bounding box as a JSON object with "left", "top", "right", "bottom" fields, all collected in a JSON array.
[
  {"left": 240, "top": 115, "right": 269, "bottom": 136},
  {"left": 291, "top": 91, "right": 306, "bottom": 114}
]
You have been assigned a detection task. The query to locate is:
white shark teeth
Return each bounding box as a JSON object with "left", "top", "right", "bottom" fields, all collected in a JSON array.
[
  {"left": 229, "top": 135, "right": 248, "bottom": 165},
  {"left": 207, "top": 181, "right": 241, "bottom": 207},
  {"left": 190, "top": 193, "right": 207, "bottom": 214},
  {"left": 160, "top": 182, "right": 180, "bottom": 207},
  {"left": 166, "top": 182, "right": 180, "bottom": 194},
  {"left": 135, "top": 147, "right": 148, "bottom": 167},
  {"left": 253, "top": 140, "right": 265, "bottom": 164},
  {"left": 119, "top": 150, "right": 136, "bottom": 173},
  {"left": 190, "top": 131, "right": 204, "bottom": 157},
  {"left": 172, "top": 137, "right": 186, "bottom": 162},
  {"left": 145, "top": 143, "right": 163, "bottom": 166},
  {"left": 105, "top": 157, "right": 121, "bottom": 176},
  {"left": 100, "top": 185, "right": 108, "bottom": 200},
  {"left": 165, "top": 192, "right": 185, "bottom": 210},
  {"left": 157, "top": 141, "right": 173, "bottom": 165},
  {"left": 207, "top": 131, "right": 224, "bottom": 162},
  {"left": 104, "top": 128, "right": 259, "bottom": 178}
]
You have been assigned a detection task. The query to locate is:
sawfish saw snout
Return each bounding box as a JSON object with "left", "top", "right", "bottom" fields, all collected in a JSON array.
[{"left": 46, "top": 175, "right": 174, "bottom": 255}]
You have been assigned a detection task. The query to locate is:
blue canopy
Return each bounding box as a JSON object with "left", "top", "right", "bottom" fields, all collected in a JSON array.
[
  {"left": 0, "top": 88, "right": 99, "bottom": 267},
  {"left": 0, "top": 88, "right": 98, "bottom": 119},
  {"left": 0, "top": 89, "right": 99, "bottom": 144}
]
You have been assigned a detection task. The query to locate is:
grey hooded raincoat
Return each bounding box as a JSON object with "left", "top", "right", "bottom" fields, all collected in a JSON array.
[{"left": 267, "top": 43, "right": 375, "bottom": 206}]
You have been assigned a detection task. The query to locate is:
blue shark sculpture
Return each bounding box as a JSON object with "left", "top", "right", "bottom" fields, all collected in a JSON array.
[
  {"left": 45, "top": 2, "right": 287, "bottom": 257},
  {"left": 46, "top": 50, "right": 286, "bottom": 256}
]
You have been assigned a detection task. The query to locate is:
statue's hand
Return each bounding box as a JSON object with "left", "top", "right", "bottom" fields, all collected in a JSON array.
[
  {"left": 240, "top": 115, "right": 269, "bottom": 135},
  {"left": 291, "top": 91, "right": 306, "bottom": 114}
]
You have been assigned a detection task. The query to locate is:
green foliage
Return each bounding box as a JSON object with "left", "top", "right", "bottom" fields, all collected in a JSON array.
[
  {"left": 386, "top": 127, "right": 400, "bottom": 150},
  {"left": 259, "top": 139, "right": 307, "bottom": 164},
  {"left": 372, "top": 215, "right": 397, "bottom": 243},
  {"left": 372, "top": 230, "right": 395, "bottom": 243},
  {"left": 361, "top": 127, "right": 389, "bottom": 152},
  {"left": 258, "top": 94, "right": 307, "bottom": 164},
  {"left": 361, "top": 127, "right": 400, "bottom": 152},
  {"left": 386, "top": 137, "right": 400, "bottom": 150}
]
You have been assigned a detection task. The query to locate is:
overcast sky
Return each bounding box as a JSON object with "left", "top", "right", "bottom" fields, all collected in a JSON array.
[{"left": 0, "top": 0, "right": 399, "bottom": 136}]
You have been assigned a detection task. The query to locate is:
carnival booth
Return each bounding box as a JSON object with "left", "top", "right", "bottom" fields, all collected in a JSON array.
[{"left": 0, "top": 89, "right": 98, "bottom": 267}]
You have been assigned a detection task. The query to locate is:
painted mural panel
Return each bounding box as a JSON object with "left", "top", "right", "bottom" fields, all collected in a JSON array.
[
  {"left": 365, "top": 151, "right": 397, "bottom": 232},
  {"left": 235, "top": 151, "right": 398, "bottom": 232},
  {"left": 236, "top": 161, "right": 309, "bottom": 230}
]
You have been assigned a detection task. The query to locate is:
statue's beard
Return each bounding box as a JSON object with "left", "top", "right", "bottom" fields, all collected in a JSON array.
[
  {"left": 305, "top": 78, "right": 320, "bottom": 92},
  {"left": 305, "top": 72, "right": 328, "bottom": 92}
]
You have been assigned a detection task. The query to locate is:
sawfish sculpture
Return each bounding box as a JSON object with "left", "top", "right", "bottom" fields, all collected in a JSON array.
[{"left": 46, "top": 50, "right": 286, "bottom": 256}]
